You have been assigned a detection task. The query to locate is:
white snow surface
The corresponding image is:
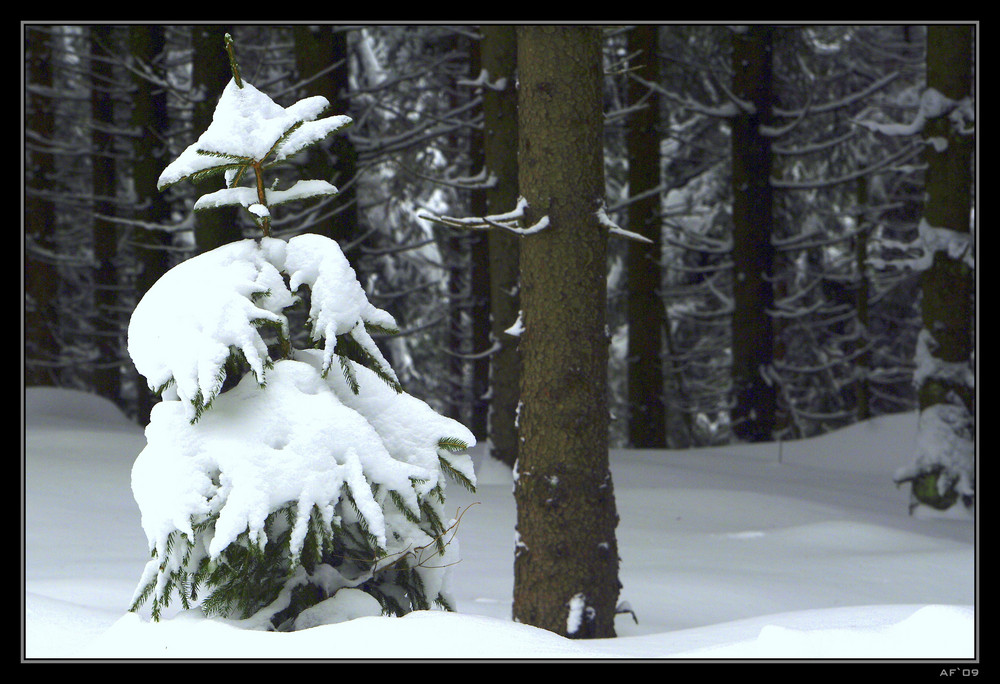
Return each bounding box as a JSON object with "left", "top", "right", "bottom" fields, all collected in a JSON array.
[{"left": 25, "top": 388, "right": 976, "bottom": 660}]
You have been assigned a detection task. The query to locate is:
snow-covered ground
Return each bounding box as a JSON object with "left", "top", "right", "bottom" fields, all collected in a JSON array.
[{"left": 23, "top": 386, "right": 976, "bottom": 661}]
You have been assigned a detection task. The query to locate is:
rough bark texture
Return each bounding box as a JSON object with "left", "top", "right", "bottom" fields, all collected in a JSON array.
[
  {"left": 912, "top": 24, "right": 975, "bottom": 508},
  {"left": 730, "top": 26, "right": 777, "bottom": 443},
  {"left": 481, "top": 25, "right": 521, "bottom": 468},
  {"left": 625, "top": 24, "right": 666, "bottom": 447},
  {"left": 468, "top": 34, "right": 491, "bottom": 440},
  {"left": 512, "top": 25, "right": 620, "bottom": 639}
]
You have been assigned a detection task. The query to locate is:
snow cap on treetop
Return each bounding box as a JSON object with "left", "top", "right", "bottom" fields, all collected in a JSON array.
[{"left": 157, "top": 78, "right": 352, "bottom": 190}]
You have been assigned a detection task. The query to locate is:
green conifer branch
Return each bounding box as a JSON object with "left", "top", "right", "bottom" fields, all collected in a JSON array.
[
  {"left": 438, "top": 453, "right": 476, "bottom": 492},
  {"left": 332, "top": 331, "right": 403, "bottom": 394},
  {"left": 260, "top": 120, "right": 304, "bottom": 167}
]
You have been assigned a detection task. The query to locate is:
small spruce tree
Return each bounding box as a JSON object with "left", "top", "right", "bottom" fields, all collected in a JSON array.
[{"left": 127, "top": 34, "right": 476, "bottom": 631}]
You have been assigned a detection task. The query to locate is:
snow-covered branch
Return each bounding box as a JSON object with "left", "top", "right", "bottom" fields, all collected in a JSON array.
[
  {"left": 774, "top": 71, "right": 901, "bottom": 119},
  {"left": 852, "top": 87, "right": 974, "bottom": 138},
  {"left": 596, "top": 202, "right": 653, "bottom": 243},
  {"left": 418, "top": 196, "right": 549, "bottom": 236},
  {"left": 772, "top": 141, "right": 922, "bottom": 190},
  {"left": 456, "top": 68, "right": 508, "bottom": 91},
  {"left": 869, "top": 218, "right": 975, "bottom": 272},
  {"left": 631, "top": 73, "right": 741, "bottom": 118}
]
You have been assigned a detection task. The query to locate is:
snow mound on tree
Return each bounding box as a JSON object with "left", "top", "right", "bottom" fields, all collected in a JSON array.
[
  {"left": 127, "top": 235, "right": 399, "bottom": 423},
  {"left": 157, "top": 79, "right": 350, "bottom": 189},
  {"left": 131, "top": 358, "right": 432, "bottom": 563}
]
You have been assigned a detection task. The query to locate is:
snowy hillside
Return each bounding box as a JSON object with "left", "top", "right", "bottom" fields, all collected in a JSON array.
[{"left": 24, "top": 387, "right": 975, "bottom": 660}]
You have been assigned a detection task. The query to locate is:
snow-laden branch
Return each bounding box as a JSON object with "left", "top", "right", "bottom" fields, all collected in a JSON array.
[
  {"left": 893, "top": 400, "right": 974, "bottom": 504},
  {"left": 127, "top": 235, "right": 401, "bottom": 423},
  {"left": 772, "top": 128, "right": 861, "bottom": 157},
  {"left": 418, "top": 196, "right": 549, "bottom": 236},
  {"left": 852, "top": 87, "right": 974, "bottom": 137},
  {"left": 351, "top": 100, "right": 481, "bottom": 162},
  {"left": 772, "top": 141, "right": 922, "bottom": 190},
  {"left": 630, "top": 73, "right": 741, "bottom": 118},
  {"left": 760, "top": 87, "right": 813, "bottom": 139},
  {"left": 193, "top": 180, "right": 340, "bottom": 212},
  {"left": 596, "top": 202, "right": 653, "bottom": 243},
  {"left": 420, "top": 198, "right": 653, "bottom": 244},
  {"left": 156, "top": 79, "right": 351, "bottom": 191},
  {"left": 440, "top": 340, "right": 502, "bottom": 361},
  {"left": 661, "top": 221, "right": 732, "bottom": 254},
  {"left": 773, "top": 71, "right": 901, "bottom": 119},
  {"left": 869, "top": 218, "right": 975, "bottom": 272},
  {"left": 456, "top": 68, "right": 508, "bottom": 91},
  {"left": 395, "top": 162, "right": 498, "bottom": 191},
  {"left": 771, "top": 221, "right": 868, "bottom": 252}
]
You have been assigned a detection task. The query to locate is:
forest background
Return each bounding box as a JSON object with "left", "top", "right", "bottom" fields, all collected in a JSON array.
[
  {"left": 24, "top": 23, "right": 975, "bottom": 459},
  {"left": 23, "top": 23, "right": 975, "bottom": 513}
]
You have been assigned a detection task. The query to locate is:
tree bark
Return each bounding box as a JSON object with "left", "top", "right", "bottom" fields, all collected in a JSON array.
[
  {"left": 467, "top": 32, "right": 491, "bottom": 440},
  {"left": 512, "top": 25, "right": 620, "bottom": 639},
  {"left": 625, "top": 24, "right": 666, "bottom": 447},
  {"left": 730, "top": 25, "right": 777, "bottom": 443},
  {"left": 480, "top": 25, "right": 521, "bottom": 468},
  {"left": 908, "top": 24, "right": 975, "bottom": 510}
]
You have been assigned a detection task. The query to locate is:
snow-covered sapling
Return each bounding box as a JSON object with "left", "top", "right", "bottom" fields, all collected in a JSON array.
[{"left": 126, "top": 34, "right": 476, "bottom": 631}]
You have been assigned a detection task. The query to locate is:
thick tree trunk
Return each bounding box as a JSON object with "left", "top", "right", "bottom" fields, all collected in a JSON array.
[
  {"left": 730, "top": 25, "right": 777, "bottom": 443},
  {"left": 512, "top": 25, "right": 620, "bottom": 639},
  {"left": 625, "top": 24, "right": 666, "bottom": 448},
  {"left": 480, "top": 25, "right": 521, "bottom": 468}
]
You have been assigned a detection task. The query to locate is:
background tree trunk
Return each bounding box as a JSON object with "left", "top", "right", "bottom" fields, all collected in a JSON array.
[
  {"left": 467, "top": 33, "right": 491, "bottom": 441},
  {"left": 128, "top": 25, "right": 172, "bottom": 423},
  {"left": 293, "top": 26, "right": 359, "bottom": 248},
  {"left": 910, "top": 24, "right": 975, "bottom": 509},
  {"left": 90, "top": 25, "right": 121, "bottom": 401},
  {"left": 730, "top": 25, "right": 777, "bottom": 443},
  {"left": 512, "top": 25, "right": 620, "bottom": 639},
  {"left": 625, "top": 24, "right": 666, "bottom": 448},
  {"left": 480, "top": 25, "right": 521, "bottom": 468},
  {"left": 25, "top": 26, "right": 60, "bottom": 386}
]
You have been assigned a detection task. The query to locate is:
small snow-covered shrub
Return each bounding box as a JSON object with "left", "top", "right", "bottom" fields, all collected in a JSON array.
[{"left": 126, "top": 35, "right": 475, "bottom": 631}]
